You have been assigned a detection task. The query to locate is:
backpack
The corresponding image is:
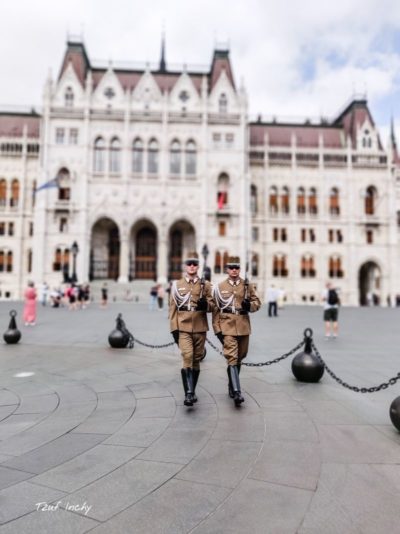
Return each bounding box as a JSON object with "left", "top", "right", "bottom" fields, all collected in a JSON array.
[{"left": 328, "top": 289, "right": 339, "bottom": 306}]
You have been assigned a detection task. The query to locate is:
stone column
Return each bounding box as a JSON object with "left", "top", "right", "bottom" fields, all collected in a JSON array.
[
  {"left": 157, "top": 237, "right": 168, "bottom": 284},
  {"left": 118, "top": 237, "right": 129, "bottom": 283}
]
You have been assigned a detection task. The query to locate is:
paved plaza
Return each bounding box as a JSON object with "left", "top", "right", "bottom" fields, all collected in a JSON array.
[{"left": 1, "top": 301, "right": 400, "bottom": 533}]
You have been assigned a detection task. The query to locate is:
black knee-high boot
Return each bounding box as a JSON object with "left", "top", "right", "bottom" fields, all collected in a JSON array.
[
  {"left": 227, "top": 366, "right": 234, "bottom": 398},
  {"left": 227, "top": 365, "right": 244, "bottom": 406},
  {"left": 192, "top": 369, "right": 200, "bottom": 403},
  {"left": 181, "top": 368, "right": 194, "bottom": 406}
]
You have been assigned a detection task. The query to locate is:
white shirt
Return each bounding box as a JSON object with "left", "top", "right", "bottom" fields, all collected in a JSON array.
[{"left": 266, "top": 287, "right": 280, "bottom": 302}]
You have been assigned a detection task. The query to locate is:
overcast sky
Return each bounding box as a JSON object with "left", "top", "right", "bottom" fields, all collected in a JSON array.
[{"left": 2, "top": 0, "right": 400, "bottom": 141}]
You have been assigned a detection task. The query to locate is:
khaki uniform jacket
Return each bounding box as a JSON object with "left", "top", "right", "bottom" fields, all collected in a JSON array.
[
  {"left": 169, "top": 278, "right": 213, "bottom": 333},
  {"left": 212, "top": 278, "right": 261, "bottom": 336}
]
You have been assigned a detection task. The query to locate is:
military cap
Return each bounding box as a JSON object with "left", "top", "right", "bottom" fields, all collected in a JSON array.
[
  {"left": 225, "top": 256, "right": 241, "bottom": 268},
  {"left": 184, "top": 251, "right": 199, "bottom": 265}
]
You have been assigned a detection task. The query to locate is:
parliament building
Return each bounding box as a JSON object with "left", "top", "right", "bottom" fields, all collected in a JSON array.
[{"left": 1, "top": 38, "right": 400, "bottom": 305}]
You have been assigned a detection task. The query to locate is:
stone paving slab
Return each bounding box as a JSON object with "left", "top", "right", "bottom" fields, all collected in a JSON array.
[
  {"left": 89, "top": 478, "right": 230, "bottom": 534},
  {"left": 1, "top": 303, "right": 400, "bottom": 533},
  {"left": 63, "top": 459, "right": 182, "bottom": 522}
]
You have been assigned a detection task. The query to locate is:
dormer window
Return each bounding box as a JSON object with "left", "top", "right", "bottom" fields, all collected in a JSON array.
[
  {"left": 65, "top": 87, "right": 74, "bottom": 108},
  {"left": 219, "top": 93, "right": 228, "bottom": 114},
  {"left": 362, "top": 129, "right": 372, "bottom": 148}
]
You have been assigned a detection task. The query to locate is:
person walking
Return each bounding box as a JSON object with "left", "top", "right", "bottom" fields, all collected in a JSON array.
[
  {"left": 322, "top": 282, "right": 340, "bottom": 339},
  {"left": 157, "top": 284, "right": 165, "bottom": 310},
  {"left": 101, "top": 283, "right": 108, "bottom": 308},
  {"left": 266, "top": 283, "right": 279, "bottom": 317},
  {"left": 169, "top": 252, "right": 213, "bottom": 407},
  {"left": 212, "top": 256, "right": 261, "bottom": 406},
  {"left": 149, "top": 284, "right": 158, "bottom": 311},
  {"left": 23, "top": 281, "right": 37, "bottom": 326}
]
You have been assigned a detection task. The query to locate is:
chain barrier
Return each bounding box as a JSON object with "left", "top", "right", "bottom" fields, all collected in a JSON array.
[
  {"left": 206, "top": 337, "right": 305, "bottom": 367},
  {"left": 311, "top": 341, "right": 400, "bottom": 393},
  {"left": 132, "top": 336, "right": 175, "bottom": 349}
]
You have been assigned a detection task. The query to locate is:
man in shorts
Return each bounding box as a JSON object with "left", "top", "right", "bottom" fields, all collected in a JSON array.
[{"left": 322, "top": 282, "right": 340, "bottom": 339}]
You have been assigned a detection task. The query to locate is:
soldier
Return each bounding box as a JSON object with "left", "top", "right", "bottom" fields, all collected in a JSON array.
[
  {"left": 212, "top": 256, "right": 261, "bottom": 406},
  {"left": 169, "top": 252, "right": 213, "bottom": 407}
]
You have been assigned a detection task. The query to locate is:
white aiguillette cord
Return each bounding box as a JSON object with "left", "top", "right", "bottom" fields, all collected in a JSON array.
[
  {"left": 213, "top": 285, "right": 234, "bottom": 312},
  {"left": 171, "top": 280, "right": 191, "bottom": 309}
]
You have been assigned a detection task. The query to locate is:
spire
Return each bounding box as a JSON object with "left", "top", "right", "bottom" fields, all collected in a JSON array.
[
  {"left": 159, "top": 30, "right": 166, "bottom": 72},
  {"left": 391, "top": 116, "right": 397, "bottom": 149}
]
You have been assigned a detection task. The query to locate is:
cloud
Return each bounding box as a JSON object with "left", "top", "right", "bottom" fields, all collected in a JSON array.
[{"left": 1, "top": 0, "right": 400, "bottom": 142}]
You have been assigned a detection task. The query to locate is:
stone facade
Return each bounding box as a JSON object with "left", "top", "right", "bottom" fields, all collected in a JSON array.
[{"left": 1, "top": 39, "right": 400, "bottom": 305}]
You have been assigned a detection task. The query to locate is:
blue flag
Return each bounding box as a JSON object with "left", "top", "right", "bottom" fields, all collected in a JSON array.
[{"left": 34, "top": 177, "right": 59, "bottom": 194}]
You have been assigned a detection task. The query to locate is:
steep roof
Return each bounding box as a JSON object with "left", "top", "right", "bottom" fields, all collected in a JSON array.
[
  {"left": 249, "top": 122, "right": 344, "bottom": 148},
  {"left": 58, "top": 40, "right": 234, "bottom": 95},
  {"left": 209, "top": 49, "right": 235, "bottom": 91},
  {"left": 0, "top": 111, "right": 41, "bottom": 138},
  {"left": 58, "top": 41, "right": 91, "bottom": 86},
  {"left": 250, "top": 98, "right": 383, "bottom": 150},
  {"left": 332, "top": 98, "right": 382, "bottom": 149}
]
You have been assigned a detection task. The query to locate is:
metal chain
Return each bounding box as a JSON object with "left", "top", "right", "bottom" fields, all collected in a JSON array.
[
  {"left": 206, "top": 337, "right": 305, "bottom": 367},
  {"left": 132, "top": 336, "right": 175, "bottom": 349},
  {"left": 312, "top": 341, "right": 400, "bottom": 393}
]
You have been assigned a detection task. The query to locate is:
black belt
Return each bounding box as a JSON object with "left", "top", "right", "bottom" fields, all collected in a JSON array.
[{"left": 178, "top": 306, "right": 197, "bottom": 312}]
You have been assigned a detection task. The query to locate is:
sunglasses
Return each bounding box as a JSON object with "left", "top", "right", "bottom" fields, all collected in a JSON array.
[
  {"left": 227, "top": 265, "right": 240, "bottom": 270},
  {"left": 185, "top": 262, "right": 199, "bottom": 266}
]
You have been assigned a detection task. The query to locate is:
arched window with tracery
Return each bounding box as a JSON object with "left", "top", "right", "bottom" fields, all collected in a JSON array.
[
  {"left": 185, "top": 140, "right": 196, "bottom": 175},
  {"left": 269, "top": 186, "right": 278, "bottom": 214},
  {"left": 132, "top": 138, "right": 143, "bottom": 173},
  {"left": 273, "top": 254, "right": 288, "bottom": 277},
  {"left": 214, "top": 251, "right": 222, "bottom": 274},
  {"left": 65, "top": 86, "right": 74, "bottom": 108},
  {"left": 170, "top": 140, "right": 181, "bottom": 175},
  {"left": 250, "top": 185, "right": 258, "bottom": 216},
  {"left": 148, "top": 139, "right": 159, "bottom": 175},
  {"left": 10, "top": 179, "right": 19, "bottom": 207},
  {"left": 297, "top": 187, "right": 306, "bottom": 214},
  {"left": 6, "top": 251, "right": 13, "bottom": 272},
  {"left": 329, "top": 255, "right": 344, "bottom": 278},
  {"left": 94, "top": 137, "right": 105, "bottom": 173},
  {"left": 109, "top": 138, "right": 121, "bottom": 173},
  {"left": 219, "top": 93, "right": 228, "bottom": 114},
  {"left": 223, "top": 251, "right": 229, "bottom": 270},
  {"left": 0, "top": 179, "right": 6, "bottom": 207},
  {"left": 57, "top": 168, "right": 70, "bottom": 201},
  {"left": 281, "top": 186, "right": 290, "bottom": 214},
  {"left": 301, "top": 254, "right": 316, "bottom": 277},
  {"left": 365, "top": 186, "right": 377, "bottom": 215},
  {"left": 217, "top": 173, "right": 229, "bottom": 209},
  {"left": 251, "top": 253, "right": 259, "bottom": 276},
  {"left": 329, "top": 187, "right": 340, "bottom": 215},
  {"left": 308, "top": 187, "right": 318, "bottom": 214}
]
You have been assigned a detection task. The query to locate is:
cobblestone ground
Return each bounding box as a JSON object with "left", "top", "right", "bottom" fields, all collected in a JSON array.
[{"left": 1, "top": 301, "right": 400, "bottom": 533}]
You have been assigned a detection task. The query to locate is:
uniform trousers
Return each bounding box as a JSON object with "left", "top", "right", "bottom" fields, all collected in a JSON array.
[
  {"left": 179, "top": 332, "right": 206, "bottom": 369},
  {"left": 223, "top": 335, "right": 249, "bottom": 366}
]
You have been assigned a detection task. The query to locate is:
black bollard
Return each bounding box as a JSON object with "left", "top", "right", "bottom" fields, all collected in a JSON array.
[
  {"left": 389, "top": 397, "right": 400, "bottom": 432},
  {"left": 108, "top": 313, "right": 130, "bottom": 348},
  {"left": 292, "top": 328, "right": 324, "bottom": 383},
  {"left": 3, "top": 310, "right": 22, "bottom": 344}
]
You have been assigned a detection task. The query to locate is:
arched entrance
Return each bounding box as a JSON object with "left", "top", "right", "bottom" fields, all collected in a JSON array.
[
  {"left": 168, "top": 220, "right": 196, "bottom": 279},
  {"left": 89, "top": 218, "right": 120, "bottom": 280},
  {"left": 130, "top": 220, "right": 157, "bottom": 280},
  {"left": 359, "top": 261, "right": 381, "bottom": 306}
]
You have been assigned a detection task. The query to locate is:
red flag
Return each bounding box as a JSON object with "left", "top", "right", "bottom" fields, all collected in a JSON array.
[{"left": 218, "top": 192, "right": 225, "bottom": 209}]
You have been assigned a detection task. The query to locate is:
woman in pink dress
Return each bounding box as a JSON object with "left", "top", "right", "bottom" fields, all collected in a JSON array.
[{"left": 23, "top": 281, "right": 37, "bottom": 326}]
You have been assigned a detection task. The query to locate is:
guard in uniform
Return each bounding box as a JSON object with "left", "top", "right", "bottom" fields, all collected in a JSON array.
[
  {"left": 212, "top": 256, "right": 261, "bottom": 406},
  {"left": 169, "top": 252, "right": 213, "bottom": 407}
]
